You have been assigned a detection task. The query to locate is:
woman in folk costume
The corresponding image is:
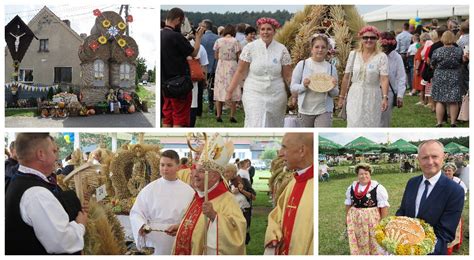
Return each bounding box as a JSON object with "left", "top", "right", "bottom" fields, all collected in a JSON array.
[
  {"left": 345, "top": 163, "right": 389, "bottom": 255},
  {"left": 443, "top": 163, "right": 467, "bottom": 254},
  {"left": 226, "top": 17, "right": 292, "bottom": 127},
  {"left": 337, "top": 26, "right": 389, "bottom": 127},
  {"left": 172, "top": 133, "right": 246, "bottom": 255}
]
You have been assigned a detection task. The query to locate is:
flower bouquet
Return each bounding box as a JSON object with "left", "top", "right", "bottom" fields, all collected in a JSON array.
[{"left": 375, "top": 216, "right": 436, "bottom": 255}]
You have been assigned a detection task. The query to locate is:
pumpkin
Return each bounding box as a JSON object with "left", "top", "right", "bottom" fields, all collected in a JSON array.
[
  {"left": 41, "top": 109, "right": 49, "bottom": 118},
  {"left": 128, "top": 104, "right": 135, "bottom": 113},
  {"left": 87, "top": 109, "right": 96, "bottom": 115},
  {"left": 58, "top": 102, "right": 66, "bottom": 109}
]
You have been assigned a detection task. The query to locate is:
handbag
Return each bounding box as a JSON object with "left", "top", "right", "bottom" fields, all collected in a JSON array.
[
  {"left": 338, "top": 52, "right": 356, "bottom": 120},
  {"left": 188, "top": 59, "right": 205, "bottom": 82},
  {"left": 161, "top": 75, "right": 193, "bottom": 99},
  {"left": 285, "top": 60, "right": 306, "bottom": 127},
  {"left": 284, "top": 112, "right": 301, "bottom": 127},
  {"left": 389, "top": 83, "right": 398, "bottom": 107},
  {"left": 458, "top": 93, "right": 469, "bottom": 121}
]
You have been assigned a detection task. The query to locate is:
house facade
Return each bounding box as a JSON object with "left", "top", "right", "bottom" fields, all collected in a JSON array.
[{"left": 4, "top": 6, "right": 84, "bottom": 104}]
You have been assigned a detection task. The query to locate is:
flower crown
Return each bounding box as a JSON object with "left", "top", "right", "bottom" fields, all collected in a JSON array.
[
  {"left": 256, "top": 17, "right": 280, "bottom": 29},
  {"left": 358, "top": 26, "right": 380, "bottom": 38},
  {"left": 379, "top": 38, "right": 397, "bottom": 46}
]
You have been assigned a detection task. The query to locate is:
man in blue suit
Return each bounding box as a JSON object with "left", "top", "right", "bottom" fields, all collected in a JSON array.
[{"left": 396, "top": 140, "right": 464, "bottom": 255}]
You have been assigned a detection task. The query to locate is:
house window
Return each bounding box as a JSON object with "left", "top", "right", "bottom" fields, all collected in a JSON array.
[
  {"left": 120, "top": 63, "right": 131, "bottom": 80},
  {"left": 94, "top": 60, "right": 104, "bottom": 80},
  {"left": 39, "top": 39, "right": 49, "bottom": 52},
  {"left": 238, "top": 152, "right": 246, "bottom": 159},
  {"left": 19, "top": 69, "right": 34, "bottom": 82},
  {"left": 54, "top": 67, "right": 72, "bottom": 83}
]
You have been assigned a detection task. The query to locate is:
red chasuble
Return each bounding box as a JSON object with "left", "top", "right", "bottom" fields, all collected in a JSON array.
[
  {"left": 279, "top": 165, "right": 314, "bottom": 255},
  {"left": 174, "top": 181, "right": 228, "bottom": 255}
]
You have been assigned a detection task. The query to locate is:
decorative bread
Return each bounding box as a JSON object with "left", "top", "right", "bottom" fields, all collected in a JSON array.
[
  {"left": 375, "top": 216, "right": 436, "bottom": 255},
  {"left": 308, "top": 73, "right": 335, "bottom": 92},
  {"left": 384, "top": 216, "right": 425, "bottom": 245}
]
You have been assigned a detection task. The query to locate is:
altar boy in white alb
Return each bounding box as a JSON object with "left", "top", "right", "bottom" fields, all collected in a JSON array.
[{"left": 130, "top": 150, "right": 194, "bottom": 254}]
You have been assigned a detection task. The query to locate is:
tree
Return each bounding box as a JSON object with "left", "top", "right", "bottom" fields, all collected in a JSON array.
[
  {"left": 147, "top": 69, "right": 154, "bottom": 82},
  {"left": 135, "top": 57, "right": 147, "bottom": 85},
  {"left": 260, "top": 147, "right": 278, "bottom": 160}
]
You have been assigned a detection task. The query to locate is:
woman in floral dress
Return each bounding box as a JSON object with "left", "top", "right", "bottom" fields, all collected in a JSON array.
[
  {"left": 213, "top": 24, "right": 242, "bottom": 123},
  {"left": 431, "top": 31, "right": 464, "bottom": 127},
  {"left": 345, "top": 163, "right": 389, "bottom": 255}
]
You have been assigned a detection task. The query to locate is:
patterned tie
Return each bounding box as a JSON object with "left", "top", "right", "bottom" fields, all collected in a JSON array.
[{"left": 418, "top": 180, "right": 430, "bottom": 216}]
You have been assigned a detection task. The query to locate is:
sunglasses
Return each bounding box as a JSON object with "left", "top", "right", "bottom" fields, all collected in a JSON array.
[{"left": 362, "top": 36, "right": 378, "bottom": 41}]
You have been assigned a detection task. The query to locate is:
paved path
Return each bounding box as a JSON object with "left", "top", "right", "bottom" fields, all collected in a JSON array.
[
  {"left": 6, "top": 83, "right": 157, "bottom": 128},
  {"left": 5, "top": 110, "right": 156, "bottom": 128}
]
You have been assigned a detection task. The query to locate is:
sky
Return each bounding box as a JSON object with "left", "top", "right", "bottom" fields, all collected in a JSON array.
[
  {"left": 319, "top": 132, "right": 470, "bottom": 146},
  {"left": 4, "top": 4, "right": 157, "bottom": 69},
  {"left": 160, "top": 5, "right": 388, "bottom": 15},
  {"left": 4, "top": 3, "right": 390, "bottom": 70}
]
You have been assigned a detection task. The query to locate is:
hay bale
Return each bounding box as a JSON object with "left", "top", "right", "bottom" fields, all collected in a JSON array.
[
  {"left": 110, "top": 35, "right": 139, "bottom": 63},
  {"left": 90, "top": 11, "right": 126, "bottom": 36},
  {"left": 79, "top": 34, "right": 111, "bottom": 63}
]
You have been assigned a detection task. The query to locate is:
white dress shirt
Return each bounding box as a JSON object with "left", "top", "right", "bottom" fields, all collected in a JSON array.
[
  {"left": 18, "top": 165, "right": 85, "bottom": 254},
  {"left": 415, "top": 171, "right": 442, "bottom": 217}
]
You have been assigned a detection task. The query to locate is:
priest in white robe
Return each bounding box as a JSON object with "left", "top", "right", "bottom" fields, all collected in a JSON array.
[{"left": 130, "top": 150, "right": 195, "bottom": 255}]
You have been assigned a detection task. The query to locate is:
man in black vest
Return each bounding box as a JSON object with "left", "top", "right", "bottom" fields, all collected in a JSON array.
[
  {"left": 5, "top": 133, "right": 88, "bottom": 255},
  {"left": 5, "top": 140, "right": 19, "bottom": 189}
]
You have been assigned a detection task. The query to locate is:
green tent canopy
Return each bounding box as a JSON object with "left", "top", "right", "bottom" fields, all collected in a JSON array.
[
  {"left": 444, "top": 142, "right": 469, "bottom": 154},
  {"left": 386, "top": 139, "right": 418, "bottom": 154},
  {"left": 344, "top": 136, "right": 384, "bottom": 153},
  {"left": 319, "top": 136, "right": 342, "bottom": 155}
]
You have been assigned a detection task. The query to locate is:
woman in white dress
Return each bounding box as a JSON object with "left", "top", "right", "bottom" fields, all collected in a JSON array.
[
  {"left": 226, "top": 17, "right": 292, "bottom": 127},
  {"left": 337, "top": 26, "right": 389, "bottom": 127},
  {"left": 290, "top": 33, "right": 339, "bottom": 127}
]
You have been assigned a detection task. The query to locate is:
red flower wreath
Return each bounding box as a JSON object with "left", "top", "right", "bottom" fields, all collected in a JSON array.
[
  {"left": 89, "top": 40, "right": 100, "bottom": 52},
  {"left": 93, "top": 9, "right": 102, "bottom": 17},
  {"left": 125, "top": 47, "right": 135, "bottom": 57}
]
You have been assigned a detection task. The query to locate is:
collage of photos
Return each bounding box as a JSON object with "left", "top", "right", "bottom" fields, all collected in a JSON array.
[{"left": 1, "top": 0, "right": 471, "bottom": 257}]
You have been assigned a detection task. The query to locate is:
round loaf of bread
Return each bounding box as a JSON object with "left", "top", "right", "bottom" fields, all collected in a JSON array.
[{"left": 384, "top": 216, "right": 425, "bottom": 245}]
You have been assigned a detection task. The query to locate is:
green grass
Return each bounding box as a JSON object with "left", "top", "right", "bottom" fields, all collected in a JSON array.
[
  {"left": 136, "top": 84, "right": 156, "bottom": 107},
  {"left": 195, "top": 103, "right": 245, "bottom": 128},
  {"left": 333, "top": 95, "right": 469, "bottom": 127},
  {"left": 319, "top": 172, "right": 469, "bottom": 255},
  {"left": 5, "top": 108, "right": 37, "bottom": 117},
  {"left": 193, "top": 95, "right": 469, "bottom": 127},
  {"left": 246, "top": 170, "right": 273, "bottom": 255}
]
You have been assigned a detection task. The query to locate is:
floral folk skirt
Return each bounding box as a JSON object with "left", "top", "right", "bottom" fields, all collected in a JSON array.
[{"left": 346, "top": 206, "right": 383, "bottom": 255}]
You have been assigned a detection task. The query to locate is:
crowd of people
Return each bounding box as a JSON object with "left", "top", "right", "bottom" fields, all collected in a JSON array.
[
  {"left": 161, "top": 8, "right": 469, "bottom": 128},
  {"left": 4, "top": 132, "right": 314, "bottom": 255}
]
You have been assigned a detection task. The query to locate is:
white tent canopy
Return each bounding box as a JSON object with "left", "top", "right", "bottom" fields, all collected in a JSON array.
[{"left": 362, "top": 5, "right": 469, "bottom": 22}]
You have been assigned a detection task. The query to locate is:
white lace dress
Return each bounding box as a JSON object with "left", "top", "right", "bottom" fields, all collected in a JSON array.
[
  {"left": 345, "top": 51, "right": 388, "bottom": 127},
  {"left": 240, "top": 39, "right": 292, "bottom": 127}
]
